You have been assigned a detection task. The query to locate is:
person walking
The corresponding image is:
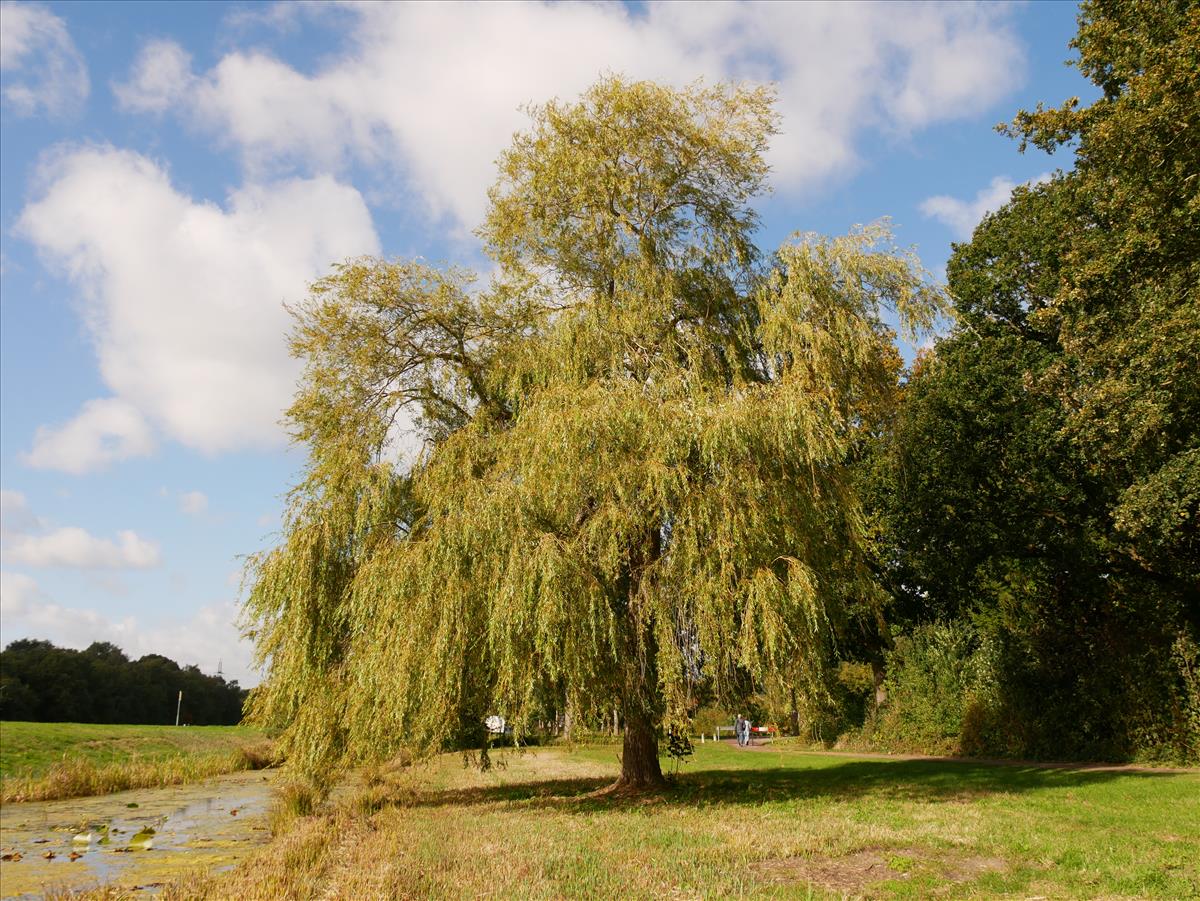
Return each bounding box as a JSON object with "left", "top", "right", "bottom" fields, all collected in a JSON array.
[{"left": 735, "top": 714, "right": 746, "bottom": 747}]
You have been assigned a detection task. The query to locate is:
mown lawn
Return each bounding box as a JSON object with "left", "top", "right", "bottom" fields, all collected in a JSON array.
[
  {"left": 0, "top": 722, "right": 266, "bottom": 777},
  {"left": 0, "top": 722, "right": 272, "bottom": 802},
  {"left": 149, "top": 741, "right": 1198, "bottom": 900}
]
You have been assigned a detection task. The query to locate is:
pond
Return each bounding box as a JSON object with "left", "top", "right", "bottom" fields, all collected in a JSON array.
[{"left": 0, "top": 769, "right": 278, "bottom": 898}]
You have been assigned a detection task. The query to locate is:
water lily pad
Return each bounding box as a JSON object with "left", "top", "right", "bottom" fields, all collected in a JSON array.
[
  {"left": 129, "top": 827, "right": 155, "bottom": 850},
  {"left": 73, "top": 823, "right": 109, "bottom": 843}
]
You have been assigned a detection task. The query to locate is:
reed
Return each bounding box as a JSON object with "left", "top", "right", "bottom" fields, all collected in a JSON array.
[{"left": 1, "top": 741, "right": 275, "bottom": 803}]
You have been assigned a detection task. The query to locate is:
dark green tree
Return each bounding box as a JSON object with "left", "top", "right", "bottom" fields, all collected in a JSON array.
[
  {"left": 868, "top": 0, "right": 1199, "bottom": 761},
  {"left": 0, "top": 640, "right": 246, "bottom": 726}
]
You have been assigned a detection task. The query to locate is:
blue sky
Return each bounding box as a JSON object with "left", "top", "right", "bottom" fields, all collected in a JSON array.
[{"left": 0, "top": 1, "right": 1091, "bottom": 687}]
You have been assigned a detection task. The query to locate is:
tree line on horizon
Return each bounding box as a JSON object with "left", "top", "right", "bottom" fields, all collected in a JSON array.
[
  {"left": 234, "top": 0, "right": 1197, "bottom": 789},
  {"left": 0, "top": 639, "right": 247, "bottom": 726}
]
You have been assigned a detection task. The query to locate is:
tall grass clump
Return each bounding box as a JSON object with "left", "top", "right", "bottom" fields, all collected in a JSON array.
[
  {"left": 268, "top": 777, "right": 324, "bottom": 836},
  {"left": 1, "top": 742, "right": 276, "bottom": 803}
]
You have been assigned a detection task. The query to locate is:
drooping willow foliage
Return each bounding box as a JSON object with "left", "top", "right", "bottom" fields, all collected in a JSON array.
[{"left": 243, "top": 77, "right": 946, "bottom": 785}]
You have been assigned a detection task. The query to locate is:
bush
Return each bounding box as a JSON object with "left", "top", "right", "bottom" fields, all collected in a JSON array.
[
  {"left": 691, "top": 705, "right": 731, "bottom": 737},
  {"left": 1171, "top": 634, "right": 1200, "bottom": 765},
  {"left": 870, "top": 621, "right": 997, "bottom": 755}
]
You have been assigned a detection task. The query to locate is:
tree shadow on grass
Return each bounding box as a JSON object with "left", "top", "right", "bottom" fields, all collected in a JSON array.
[
  {"left": 670, "top": 756, "right": 1180, "bottom": 808},
  {"left": 389, "top": 755, "right": 1187, "bottom": 814}
]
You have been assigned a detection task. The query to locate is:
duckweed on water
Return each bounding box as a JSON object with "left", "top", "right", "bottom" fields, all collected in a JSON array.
[{"left": 0, "top": 770, "right": 277, "bottom": 898}]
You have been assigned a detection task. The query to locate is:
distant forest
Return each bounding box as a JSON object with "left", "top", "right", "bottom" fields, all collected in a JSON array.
[{"left": 0, "top": 639, "right": 247, "bottom": 725}]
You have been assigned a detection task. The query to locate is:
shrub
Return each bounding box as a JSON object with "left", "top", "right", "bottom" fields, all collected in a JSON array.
[
  {"left": 871, "top": 621, "right": 996, "bottom": 755},
  {"left": 1161, "top": 632, "right": 1200, "bottom": 765},
  {"left": 691, "top": 705, "right": 731, "bottom": 737}
]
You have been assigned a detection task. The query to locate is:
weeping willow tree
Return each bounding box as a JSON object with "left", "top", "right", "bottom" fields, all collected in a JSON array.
[{"left": 245, "top": 77, "right": 944, "bottom": 789}]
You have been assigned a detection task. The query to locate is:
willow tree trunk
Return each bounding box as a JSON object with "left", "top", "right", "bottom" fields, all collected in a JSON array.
[
  {"left": 619, "top": 702, "right": 664, "bottom": 789},
  {"left": 609, "top": 526, "right": 666, "bottom": 790},
  {"left": 613, "top": 624, "right": 664, "bottom": 788},
  {"left": 616, "top": 660, "right": 665, "bottom": 789}
]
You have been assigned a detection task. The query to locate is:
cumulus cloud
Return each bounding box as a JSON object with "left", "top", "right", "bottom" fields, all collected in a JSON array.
[
  {"left": 0, "top": 570, "right": 52, "bottom": 617},
  {"left": 179, "top": 490, "right": 208, "bottom": 515},
  {"left": 123, "top": 1, "right": 1023, "bottom": 228},
  {"left": 5, "top": 526, "right": 161, "bottom": 569},
  {"left": 19, "top": 4, "right": 1024, "bottom": 470},
  {"left": 221, "top": 1, "right": 309, "bottom": 35},
  {"left": 920, "top": 172, "right": 1053, "bottom": 239},
  {"left": 1, "top": 493, "right": 158, "bottom": 569},
  {"left": 16, "top": 147, "right": 379, "bottom": 466},
  {"left": 0, "top": 0, "right": 89, "bottom": 116},
  {"left": 24, "top": 397, "right": 155, "bottom": 474},
  {"left": 112, "top": 38, "right": 194, "bottom": 113},
  {"left": 1, "top": 489, "right": 40, "bottom": 535},
  {"left": 0, "top": 572, "right": 257, "bottom": 685}
]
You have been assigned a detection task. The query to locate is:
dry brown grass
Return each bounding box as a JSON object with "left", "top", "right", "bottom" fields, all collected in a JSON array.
[{"left": 1, "top": 741, "right": 276, "bottom": 803}]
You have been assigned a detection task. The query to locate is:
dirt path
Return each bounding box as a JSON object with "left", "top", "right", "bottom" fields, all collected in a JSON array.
[{"left": 720, "top": 739, "right": 1199, "bottom": 774}]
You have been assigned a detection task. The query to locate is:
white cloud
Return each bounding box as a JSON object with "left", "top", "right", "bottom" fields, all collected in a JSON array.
[
  {"left": 17, "top": 147, "right": 380, "bottom": 464},
  {"left": 1, "top": 489, "right": 40, "bottom": 535},
  {"left": 1, "top": 570, "right": 52, "bottom": 618},
  {"left": 112, "top": 39, "right": 193, "bottom": 113},
  {"left": 179, "top": 490, "right": 208, "bottom": 515},
  {"left": 5, "top": 526, "right": 161, "bottom": 569},
  {"left": 0, "top": 572, "right": 258, "bottom": 685},
  {"left": 127, "top": 1, "right": 1023, "bottom": 229},
  {"left": 24, "top": 397, "right": 155, "bottom": 474},
  {"left": 222, "top": 1, "right": 310, "bottom": 35},
  {"left": 920, "top": 172, "right": 1053, "bottom": 239},
  {"left": 0, "top": 0, "right": 89, "bottom": 116},
  {"left": 0, "top": 493, "right": 158, "bottom": 570}
]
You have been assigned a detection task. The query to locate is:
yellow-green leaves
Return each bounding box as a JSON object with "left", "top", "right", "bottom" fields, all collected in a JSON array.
[
  {"left": 245, "top": 76, "right": 945, "bottom": 779},
  {"left": 482, "top": 77, "right": 776, "bottom": 292}
]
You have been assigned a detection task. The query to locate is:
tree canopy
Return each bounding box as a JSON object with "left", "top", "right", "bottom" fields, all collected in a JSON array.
[
  {"left": 245, "top": 77, "right": 943, "bottom": 787},
  {"left": 1005, "top": 0, "right": 1199, "bottom": 591},
  {"left": 0, "top": 640, "right": 245, "bottom": 726},
  {"left": 862, "top": 0, "right": 1198, "bottom": 761}
]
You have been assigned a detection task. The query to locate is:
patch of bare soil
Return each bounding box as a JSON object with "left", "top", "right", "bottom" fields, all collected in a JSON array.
[
  {"left": 945, "top": 788, "right": 998, "bottom": 804},
  {"left": 941, "top": 854, "right": 1006, "bottom": 882},
  {"left": 753, "top": 846, "right": 1006, "bottom": 896},
  {"left": 585, "top": 779, "right": 669, "bottom": 803},
  {"left": 753, "top": 848, "right": 899, "bottom": 895}
]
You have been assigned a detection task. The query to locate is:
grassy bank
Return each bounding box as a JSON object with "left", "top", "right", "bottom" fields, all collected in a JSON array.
[
  {"left": 0, "top": 722, "right": 274, "bottom": 803},
  {"left": 72, "top": 741, "right": 1198, "bottom": 900}
]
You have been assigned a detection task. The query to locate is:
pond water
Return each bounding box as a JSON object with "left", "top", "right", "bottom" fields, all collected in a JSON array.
[{"left": 0, "top": 769, "right": 277, "bottom": 899}]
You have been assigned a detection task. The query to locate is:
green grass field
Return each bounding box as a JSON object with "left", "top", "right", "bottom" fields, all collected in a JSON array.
[
  {"left": 144, "top": 741, "right": 1198, "bottom": 900},
  {"left": 0, "top": 722, "right": 272, "bottom": 802}
]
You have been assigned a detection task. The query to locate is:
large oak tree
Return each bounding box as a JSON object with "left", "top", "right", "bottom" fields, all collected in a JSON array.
[{"left": 865, "top": 0, "right": 1198, "bottom": 761}]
